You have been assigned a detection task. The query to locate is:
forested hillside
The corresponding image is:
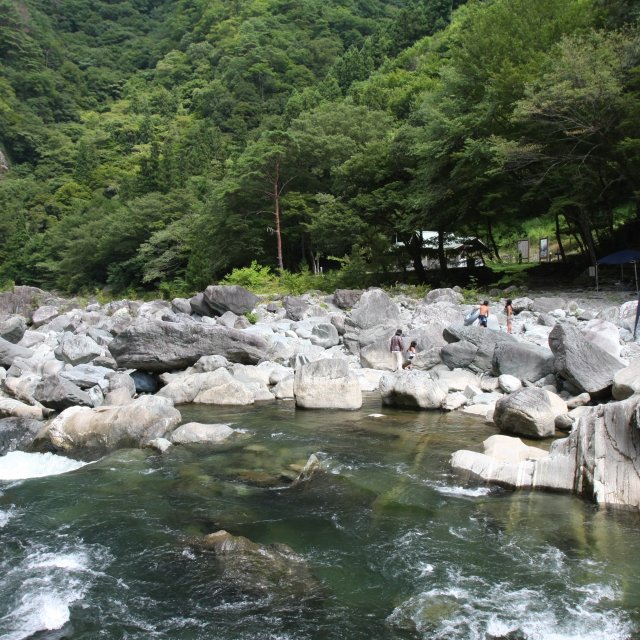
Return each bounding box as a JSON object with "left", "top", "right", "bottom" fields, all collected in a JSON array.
[{"left": 0, "top": 0, "right": 638, "bottom": 294}]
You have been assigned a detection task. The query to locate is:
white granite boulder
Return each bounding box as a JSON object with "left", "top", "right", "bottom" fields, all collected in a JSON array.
[
  {"left": 612, "top": 359, "right": 640, "bottom": 400},
  {"left": 493, "top": 387, "right": 566, "bottom": 439},
  {"left": 294, "top": 359, "right": 362, "bottom": 409},
  {"left": 379, "top": 370, "right": 447, "bottom": 410},
  {"left": 41, "top": 394, "right": 181, "bottom": 452},
  {"left": 549, "top": 323, "right": 625, "bottom": 396},
  {"left": 157, "top": 368, "right": 255, "bottom": 405}
]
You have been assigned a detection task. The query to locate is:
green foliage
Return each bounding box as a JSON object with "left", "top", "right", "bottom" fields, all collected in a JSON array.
[
  {"left": 221, "top": 261, "right": 278, "bottom": 291},
  {"left": 0, "top": 0, "right": 637, "bottom": 295}
]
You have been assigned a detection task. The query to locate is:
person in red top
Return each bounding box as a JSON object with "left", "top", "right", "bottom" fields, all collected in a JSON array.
[{"left": 389, "top": 329, "right": 404, "bottom": 371}]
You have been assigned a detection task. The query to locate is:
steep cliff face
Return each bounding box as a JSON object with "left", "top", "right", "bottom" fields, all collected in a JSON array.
[
  {"left": 452, "top": 394, "right": 640, "bottom": 509},
  {"left": 560, "top": 395, "right": 640, "bottom": 508}
]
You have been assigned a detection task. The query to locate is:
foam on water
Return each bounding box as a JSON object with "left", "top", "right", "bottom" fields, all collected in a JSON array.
[
  {"left": 387, "top": 567, "right": 633, "bottom": 640},
  {"left": 0, "top": 540, "right": 111, "bottom": 640},
  {"left": 0, "top": 451, "right": 88, "bottom": 481},
  {"left": 0, "top": 506, "right": 16, "bottom": 528},
  {"left": 431, "top": 483, "right": 493, "bottom": 498}
]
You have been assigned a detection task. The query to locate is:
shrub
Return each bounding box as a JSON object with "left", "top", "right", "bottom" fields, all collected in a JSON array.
[{"left": 221, "top": 261, "right": 278, "bottom": 292}]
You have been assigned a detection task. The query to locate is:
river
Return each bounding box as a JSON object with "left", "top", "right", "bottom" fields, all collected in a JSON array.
[{"left": 1, "top": 396, "right": 639, "bottom": 639}]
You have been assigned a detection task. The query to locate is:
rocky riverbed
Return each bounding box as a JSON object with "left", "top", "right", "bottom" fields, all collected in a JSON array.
[{"left": 1, "top": 283, "right": 639, "bottom": 508}]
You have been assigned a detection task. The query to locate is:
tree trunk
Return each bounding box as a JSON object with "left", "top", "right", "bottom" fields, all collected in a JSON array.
[
  {"left": 576, "top": 207, "right": 597, "bottom": 266},
  {"left": 272, "top": 159, "right": 284, "bottom": 271},
  {"left": 406, "top": 233, "right": 426, "bottom": 282},
  {"left": 487, "top": 216, "right": 500, "bottom": 261},
  {"left": 438, "top": 230, "right": 447, "bottom": 271},
  {"left": 555, "top": 212, "right": 566, "bottom": 262}
]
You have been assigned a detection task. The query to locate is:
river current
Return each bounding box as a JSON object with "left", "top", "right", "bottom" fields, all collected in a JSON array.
[{"left": 1, "top": 396, "right": 639, "bottom": 640}]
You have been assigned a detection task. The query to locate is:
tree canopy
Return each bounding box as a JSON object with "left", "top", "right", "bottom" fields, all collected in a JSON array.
[{"left": 0, "top": 0, "right": 638, "bottom": 294}]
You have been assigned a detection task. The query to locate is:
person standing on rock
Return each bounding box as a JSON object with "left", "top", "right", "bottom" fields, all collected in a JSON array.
[
  {"left": 479, "top": 300, "right": 489, "bottom": 328},
  {"left": 403, "top": 341, "right": 417, "bottom": 369},
  {"left": 390, "top": 329, "right": 404, "bottom": 371},
  {"left": 504, "top": 299, "right": 513, "bottom": 334}
]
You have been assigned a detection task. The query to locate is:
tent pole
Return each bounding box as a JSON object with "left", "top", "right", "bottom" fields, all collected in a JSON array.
[
  {"left": 596, "top": 264, "right": 599, "bottom": 292},
  {"left": 635, "top": 262, "right": 638, "bottom": 294}
]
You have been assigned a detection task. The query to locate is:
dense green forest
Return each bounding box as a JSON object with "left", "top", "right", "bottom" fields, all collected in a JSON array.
[{"left": 0, "top": 0, "right": 639, "bottom": 295}]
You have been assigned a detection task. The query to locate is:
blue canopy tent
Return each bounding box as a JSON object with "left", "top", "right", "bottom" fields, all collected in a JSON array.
[{"left": 595, "top": 249, "right": 640, "bottom": 294}]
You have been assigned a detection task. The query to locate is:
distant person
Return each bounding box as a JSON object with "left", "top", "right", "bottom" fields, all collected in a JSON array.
[
  {"left": 403, "top": 341, "right": 417, "bottom": 369},
  {"left": 504, "top": 299, "right": 513, "bottom": 334},
  {"left": 390, "top": 329, "right": 404, "bottom": 371},
  {"left": 479, "top": 300, "right": 489, "bottom": 328}
]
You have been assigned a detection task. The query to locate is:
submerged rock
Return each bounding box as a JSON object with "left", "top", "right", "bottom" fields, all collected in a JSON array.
[{"left": 194, "top": 529, "right": 322, "bottom": 600}]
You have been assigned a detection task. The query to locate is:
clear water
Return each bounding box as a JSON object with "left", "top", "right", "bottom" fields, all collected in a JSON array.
[{"left": 1, "top": 396, "right": 639, "bottom": 640}]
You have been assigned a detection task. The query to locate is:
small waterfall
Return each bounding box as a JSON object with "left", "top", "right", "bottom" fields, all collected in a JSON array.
[{"left": 0, "top": 452, "right": 87, "bottom": 481}]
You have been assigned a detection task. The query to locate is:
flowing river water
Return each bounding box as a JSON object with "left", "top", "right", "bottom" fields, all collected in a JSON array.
[{"left": 1, "top": 396, "right": 639, "bottom": 640}]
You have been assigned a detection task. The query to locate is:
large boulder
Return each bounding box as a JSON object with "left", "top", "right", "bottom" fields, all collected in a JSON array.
[
  {"left": 532, "top": 296, "right": 566, "bottom": 313},
  {"left": 294, "top": 359, "right": 362, "bottom": 409},
  {"left": 0, "top": 397, "right": 50, "bottom": 420},
  {"left": 203, "top": 285, "right": 260, "bottom": 316},
  {"left": 157, "top": 368, "right": 255, "bottom": 405},
  {"left": 612, "top": 359, "right": 640, "bottom": 400},
  {"left": 348, "top": 289, "right": 401, "bottom": 331},
  {"left": 442, "top": 325, "right": 516, "bottom": 374},
  {"left": 31, "top": 305, "right": 60, "bottom": 328},
  {"left": 0, "top": 286, "right": 50, "bottom": 317},
  {"left": 379, "top": 370, "right": 447, "bottom": 409},
  {"left": 580, "top": 318, "right": 622, "bottom": 359},
  {"left": 40, "top": 395, "right": 181, "bottom": 453},
  {"left": 109, "top": 321, "right": 270, "bottom": 371},
  {"left": 33, "top": 374, "right": 94, "bottom": 411},
  {"left": 440, "top": 340, "right": 477, "bottom": 370},
  {"left": 59, "top": 364, "right": 113, "bottom": 390},
  {"left": 548, "top": 323, "right": 625, "bottom": 396},
  {"left": 359, "top": 339, "right": 398, "bottom": 371},
  {"left": 0, "top": 337, "right": 33, "bottom": 368},
  {"left": 0, "top": 316, "right": 26, "bottom": 344},
  {"left": 283, "top": 295, "right": 310, "bottom": 321},
  {"left": 3, "top": 374, "right": 41, "bottom": 405},
  {"left": 409, "top": 302, "right": 463, "bottom": 348},
  {"left": 424, "top": 287, "right": 463, "bottom": 305},
  {"left": 0, "top": 417, "right": 42, "bottom": 454},
  {"left": 333, "top": 289, "right": 363, "bottom": 309},
  {"left": 55, "top": 332, "right": 103, "bottom": 367},
  {"left": 493, "top": 387, "right": 565, "bottom": 438},
  {"left": 492, "top": 341, "right": 554, "bottom": 382},
  {"left": 309, "top": 323, "right": 340, "bottom": 349}
]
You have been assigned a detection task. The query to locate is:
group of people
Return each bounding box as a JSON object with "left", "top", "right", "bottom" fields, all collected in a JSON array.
[
  {"left": 389, "top": 329, "right": 417, "bottom": 371},
  {"left": 389, "top": 299, "right": 515, "bottom": 371},
  {"left": 477, "top": 299, "right": 513, "bottom": 333}
]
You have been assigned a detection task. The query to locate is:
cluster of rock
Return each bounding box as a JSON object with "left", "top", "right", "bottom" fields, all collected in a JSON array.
[{"left": 0, "top": 282, "right": 639, "bottom": 506}]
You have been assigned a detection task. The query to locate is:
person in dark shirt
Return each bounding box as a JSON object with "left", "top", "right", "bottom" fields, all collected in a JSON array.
[{"left": 390, "top": 329, "right": 404, "bottom": 371}]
